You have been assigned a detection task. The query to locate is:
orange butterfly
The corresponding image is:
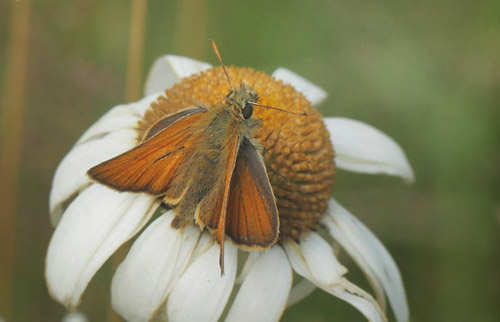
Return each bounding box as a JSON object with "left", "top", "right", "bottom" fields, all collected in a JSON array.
[{"left": 88, "top": 40, "right": 304, "bottom": 273}]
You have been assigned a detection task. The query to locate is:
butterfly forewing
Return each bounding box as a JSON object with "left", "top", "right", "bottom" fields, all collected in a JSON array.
[
  {"left": 88, "top": 107, "right": 206, "bottom": 199},
  {"left": 225, "top": 137, "right": 279, "bottom": 248}
]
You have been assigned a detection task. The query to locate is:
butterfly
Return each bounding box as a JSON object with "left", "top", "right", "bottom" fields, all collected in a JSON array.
[{"left": 88, "top": 40, "right": 305, "bottom": 273}]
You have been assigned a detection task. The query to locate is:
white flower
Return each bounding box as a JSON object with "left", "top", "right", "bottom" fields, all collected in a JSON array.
[{"left": 46, "top": 55, "right": 414, "bottom": 322}]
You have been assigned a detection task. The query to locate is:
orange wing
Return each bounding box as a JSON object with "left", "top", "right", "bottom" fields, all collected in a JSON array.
[
  {"left": 88, "top": 107, "right": 206, "bottom": 202},
  {"left": 225, "top": 137, "right": 279, "bottom": 249}
]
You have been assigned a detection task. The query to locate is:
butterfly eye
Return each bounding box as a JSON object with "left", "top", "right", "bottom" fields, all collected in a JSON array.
[{"left": 242, "top": 103, "right": 253, "bottom": 119}]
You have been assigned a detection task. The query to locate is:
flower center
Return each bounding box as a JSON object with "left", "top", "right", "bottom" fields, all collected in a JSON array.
[{"left": 138, "top": 66, "right": 336, "bottom": 242}]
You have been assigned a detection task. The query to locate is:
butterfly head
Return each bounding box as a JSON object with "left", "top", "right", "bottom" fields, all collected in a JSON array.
[
  {"left": 209, "top": 39, "right": 305, "bottom": 120},
  {"left": 224, "top": 82, "right": 259, "bottom": 120}
]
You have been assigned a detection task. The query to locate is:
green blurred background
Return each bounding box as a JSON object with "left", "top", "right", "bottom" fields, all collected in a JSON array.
[{"left": 1, "top": 0, "right": 499, "bottom": 321}]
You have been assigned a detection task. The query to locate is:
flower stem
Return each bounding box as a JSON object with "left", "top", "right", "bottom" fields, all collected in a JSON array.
[
  {"left": 0, "top": 0, "right": 31, "bottom": 320},
  {"left": 124, "top": 0, "right": 148, "bottom": 103},
  {"left": 173, "top": 0, "right": 207, "bottom": 57}
]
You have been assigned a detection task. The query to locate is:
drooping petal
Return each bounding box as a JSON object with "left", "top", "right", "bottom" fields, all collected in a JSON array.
[
  {"left": 322, "top": 199, "right": 409, "bottom": 322},
  {"left": 299, "top": 233, "right": 347, "bottom": 284},
  {"left": 324, "top": 117, "right": 415, "bottom": 183},
  {"left": 49, "top": 128, "right": 138, "bottom": 225},
  {"left": 167, "top": 241, "right": 237, "bottom": 322},
  {"left": 272, "top": 67, "right": 328, "bottom": 106},
  {"left": 46, "top": 184, "right": 160, "bottom": 309},
  {"left": 144, "top": 55, "right": 212, "bottom": 96},
  {"left": 225, "top": 247, "right": 292, "bottom": 322},
  {"left": 111, "top": 211, "right": 202, "bottom": 322},
  {"left": 284, "top": 235, "right": 387, "bottom": 322},
  {"left": 327, "top": 279, "right": 388, "bottom": 322}
]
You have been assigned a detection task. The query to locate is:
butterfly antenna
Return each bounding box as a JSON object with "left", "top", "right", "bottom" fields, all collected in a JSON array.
[
  {"left": 248, "top": 102, "right": 307, "bottom": 116},
  {"left": 210, "top": 39, "right": 235, "bottom": 92}
]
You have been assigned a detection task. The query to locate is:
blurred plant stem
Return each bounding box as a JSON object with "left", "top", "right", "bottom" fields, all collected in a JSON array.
[
  {"left": 124, "top": 0, "right": 148, "bottom": 103},
  {"left": 106, "top": 1, "right": 148, "bottom": 321},
  {"left": 0, "top": 0, "right": 30, "bottom": 320},
  {"left": 173, "top": 0, "right": 207, "bottom": 57}
]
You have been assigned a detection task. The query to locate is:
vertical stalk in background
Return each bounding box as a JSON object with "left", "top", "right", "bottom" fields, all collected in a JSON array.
[
  {"left": 124, "top": 0, "right": 148, "bottom": 103},
  {"left": 0, "top": 0, "right": 31, "bottom": 320},
  {"left": 173, "top": 0, "right": 207, "bottom": 57}
]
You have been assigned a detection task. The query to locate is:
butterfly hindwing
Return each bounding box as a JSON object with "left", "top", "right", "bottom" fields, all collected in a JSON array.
[
  {"left": 142, "top": 107, "right": 206, "bottom": 141},
  {"left": 225, "top": 137, "right": 279, "bottom": 248}
]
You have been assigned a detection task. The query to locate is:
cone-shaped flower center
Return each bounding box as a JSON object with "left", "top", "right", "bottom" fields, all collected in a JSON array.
[{"left": 138, "top": 66, "right": 336, "bottom": 241}]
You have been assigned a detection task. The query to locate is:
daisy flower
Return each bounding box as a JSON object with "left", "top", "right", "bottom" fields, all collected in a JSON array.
[{"left": 46, "top": 55, "right": 414, "bottom": 322}]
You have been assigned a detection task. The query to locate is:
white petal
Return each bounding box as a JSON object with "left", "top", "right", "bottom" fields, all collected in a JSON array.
[
  {"left": 272, "top": 67, "right": 327, "bottom": 106},
  {"left": 151, "top": 231, "right": 219, "bottom": 322},
  {"left": 75, "top": 105, "right": 141, "bottom": 146},
  {"left": 128, "top": 90, "right": 166, "bottom": 116},
  {"left": 49, "top": 128, "right": 138, "bottom": 225},
  {"left": 284, "top": 233, "right": 346, "bottom": 286},
  {"left": 286, "top": 279, "right": 316, "bottom": 308},
  {"left": 323, "top": 199, "right": 409, "bottom": 322},
  {"left": 299, "top": 232, "right": 348, "bottom": 284},
  {"left": 322, "top": 201, "right": 385, "bottom": 311},
  {"left": 144, "top": 55, "right": 212, "bottom": 96},
  {"left": 46, "top": 185, "right": 159, "bottom": 309},
  {"left": 111, "top": 211, "right": 202, "bottom": 322},
  {"left": 324, "top": 117, "right": 415, "bottom": 182},
  {"left": 167, "top": 241, "right": 237, "bottom": 322},
  {"left": 150, "top": 230, "right": 215, "bottom": 322},
  {"left": 225, "top": 247, "right": 292, "bottom": 322},
  {"left": 62, "top": 312, "right": 88, "bottom": 322},
  {"left": 74, "top": 92, "right": 161, "bottom": 147},
  {"left": 284, "top": 239, "right": 386, "bottom": 322},
  {"left": 326, "top": 279, "right": 387, "bottom": 322}
]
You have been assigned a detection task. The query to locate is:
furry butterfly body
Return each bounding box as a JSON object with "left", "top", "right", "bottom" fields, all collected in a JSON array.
[{"left": 88, "top": 83, "right": 279, "bottom": 272}]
